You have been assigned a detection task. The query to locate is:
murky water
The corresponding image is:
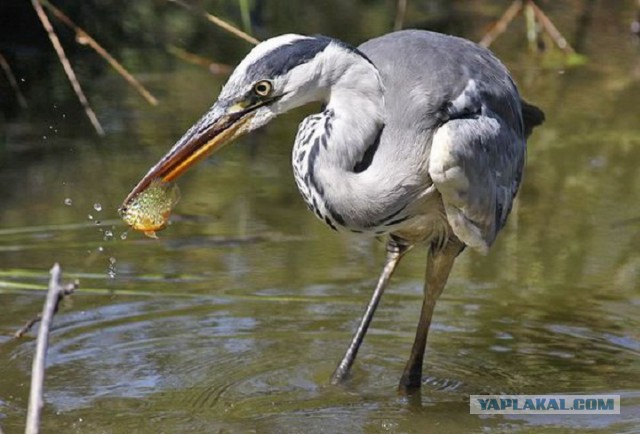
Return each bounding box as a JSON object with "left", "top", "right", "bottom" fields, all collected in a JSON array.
[{"left": 1, "top": 2, "right": 639, "bottom": 433}]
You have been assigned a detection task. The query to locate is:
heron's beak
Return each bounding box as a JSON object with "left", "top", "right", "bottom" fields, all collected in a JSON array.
[{"left": 120, "top": 102, "right": 254, "bottom": 208}]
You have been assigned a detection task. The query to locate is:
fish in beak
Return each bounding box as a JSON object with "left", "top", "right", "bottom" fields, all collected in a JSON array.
[{"left": 119, "top": 102, "right": 257, "bottom": 237}]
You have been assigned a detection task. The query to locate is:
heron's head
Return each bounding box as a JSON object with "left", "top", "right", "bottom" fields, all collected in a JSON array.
[{"left": 123, "top": 34, "right": 363, "bottom": 202}]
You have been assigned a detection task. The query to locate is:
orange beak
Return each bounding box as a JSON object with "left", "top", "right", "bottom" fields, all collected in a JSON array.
[{"left": 120, "top": 105, "right": 254, "bottom": 212}]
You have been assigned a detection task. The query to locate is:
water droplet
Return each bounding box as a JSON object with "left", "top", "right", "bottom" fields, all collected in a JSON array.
[
  {"left": 64, "top": 198, "right": 73, "bottom": 206},
  {"left": 107, "top": 257, "right": 117, "bottom": 279},
  {"left": 98, "top": 246, "right": 104, "bottom": 252},
  {"left": 103, "top": 230, "right": 113, "bottom": 241},
  {"left": 95, "top": 220, "right": 101, "bottom": 225},
  {"left": 88, "top": 214, "right": 93, "bottom": 220},
  {"left": 120, "top": 231, "right": 128, "bottom": 240},
  {"left": 93, "top": 203, "right": 102, "bottom": 212}
]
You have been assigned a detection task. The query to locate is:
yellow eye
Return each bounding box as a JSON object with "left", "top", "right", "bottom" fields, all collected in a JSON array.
[{"left": 253, "top": 80, "right": 273, "bottom": 97}]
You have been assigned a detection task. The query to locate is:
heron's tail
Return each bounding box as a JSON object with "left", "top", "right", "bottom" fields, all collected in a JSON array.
[{"left": 521, "top": 100, "right": 545, "bottom": 138}]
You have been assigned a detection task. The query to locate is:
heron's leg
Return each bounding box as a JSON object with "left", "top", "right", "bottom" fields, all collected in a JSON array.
[
  {"left": 398, "top": 238, "right": 464, "bottom": 392},
  {"left": 331, "top": 237, "right": 412, "bottom": 384}
]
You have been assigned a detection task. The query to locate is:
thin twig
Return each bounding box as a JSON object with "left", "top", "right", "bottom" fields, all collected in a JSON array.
[
  {"left": 166, "top": 44, "right": 232, "bottom": 75},
  {"left": 0, "top": 51, "right": 28, "bottom": 108},
  {"left": 14, "top": 281, "right": 76, "bottom": 339},
  {"left": 238, "top": 0, "right": 253, "bottom": 36},
  {"left": 40, "top": 0, "right": 158, "bottom": 106},
  {"left": 168, "top": 0, "right": 259, "bottom": 45},
  {"left": 479, "top": 0, "right": 523, "bottom": 48},
  {"left": 524, "top": 1, "right": 538, "bottom": 50},
  {"left": 393, "top": 0, "right": 408, "bottom": 31},
  {"left": 31, "top": 0, "right": 105, "bottom": 136},
  {"left": 25, "top": 264, "right": 66, "bottom": 434},
  {"left": 15, "top": 314, "right": 42, "bottom": 339},
  {"left": 529, "top": 0, "right": 576, "bottom": 54}
]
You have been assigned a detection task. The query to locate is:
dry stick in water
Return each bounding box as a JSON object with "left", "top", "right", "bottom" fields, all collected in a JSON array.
[
  {"left": 168, "top": 0, "right": 259, "bottom": 45},
  {"left": 15, "top": 315, "right": 42, "bottom": 339},
  {"left": 41, "top": 0, "right": 158, "bottom": 106},
  {"left": 31, "top": 0, "right": 105, "bottom": 136},
  {"left": 529, "top": 0, "right": 576, "bottom": 54},
  {"left": 479, "top": 0, "right": 523, "bottom": 48},
  {"left": 25, "top": 264, "right": 77, "bottom": 434},
  {"left": 0, "top": 52, "right": 28, "bottom": 108},
  {"left": 15, "top": 281, "right": 76, "bottom": 339},
  {"left": 480, "top": 0, "right": 576, "bottom": 55},
  {"left": 393, "top": 0, "right": 408, "bottom": 32},
  {"left": 166, "top": 45, "right": 232, "bottom": 75}
]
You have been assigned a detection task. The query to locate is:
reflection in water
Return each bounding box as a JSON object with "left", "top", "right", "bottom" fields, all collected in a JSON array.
[{"left": 0, "top": 1, "right": 639, "bottom": 433}]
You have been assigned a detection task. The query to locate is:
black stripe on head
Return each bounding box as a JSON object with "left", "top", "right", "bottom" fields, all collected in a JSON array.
[
  {"left": 245, "top": 36, "right": 332, "bottom": 81},
  {"left": 325, "top": 37, "right": 375, "bottom": 68},
  {"left": 244, "top": 35, "right": 374, "bottom": 81}
]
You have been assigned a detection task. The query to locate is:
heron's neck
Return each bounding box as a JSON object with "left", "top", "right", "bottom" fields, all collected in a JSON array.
[
  {"left": 293, "top": 53, "right": 388, "bottom": 230},
  {"left": 320, "top": 61, "right": 385, "bottom": 170}
]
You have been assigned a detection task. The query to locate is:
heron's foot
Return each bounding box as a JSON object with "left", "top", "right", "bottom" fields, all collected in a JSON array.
[
  {"left": 330, "top": 362, "right": 351, "bottom": 385},
  {"left": 398, "top": 369, "right": 422, "bottom": 394},
  {"left": 399, "top": 383, "right": 424, "bottom": 409}
]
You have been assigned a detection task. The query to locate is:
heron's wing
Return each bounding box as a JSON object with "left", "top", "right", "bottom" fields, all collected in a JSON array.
[
  {"left": 429, "top": 89, "right": 526, "bottom": 253},
  {"left": 358, "top": 30, "right": 539, "bottom": 250},
  {"left": 521, "top": 100, "right": 546, "bottom": 138}
]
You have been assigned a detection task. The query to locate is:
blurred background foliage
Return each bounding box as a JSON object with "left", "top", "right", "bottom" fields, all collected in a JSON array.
[{"left": 3, "top": 0, "right": 636, "bottom": 128}]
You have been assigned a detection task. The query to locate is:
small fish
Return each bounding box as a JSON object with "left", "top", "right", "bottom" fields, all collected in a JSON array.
[{"left": 119, "top": 180, "right": 180, "bottom": 238}]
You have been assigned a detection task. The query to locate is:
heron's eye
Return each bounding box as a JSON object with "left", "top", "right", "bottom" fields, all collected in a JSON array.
[{"left": 253, "top": 80, "right": 273, "bottom": 97}]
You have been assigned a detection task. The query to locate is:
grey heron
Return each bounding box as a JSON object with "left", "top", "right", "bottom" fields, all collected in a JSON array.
[{"left": 122, "top": 30, "right": 544, "bottom": 391}]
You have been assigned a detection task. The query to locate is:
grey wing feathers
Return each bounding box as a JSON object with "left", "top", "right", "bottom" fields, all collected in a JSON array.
[
  {"left": 358, "top": 30, "right": 543, "bottom": 251},
  {"left": 429, "top": 109, "right": 526, "bottom": 253},
  {"left": 521, "top": 100, "right": 545, "bottom": 138},
  {"left": 422, "top": 36, "right": 539, "bottom": 252}
]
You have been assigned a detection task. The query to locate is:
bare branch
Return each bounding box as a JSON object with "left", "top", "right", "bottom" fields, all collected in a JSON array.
[
  {"left": 0, "top": 51, "right": 28, "bottom": 109},
  {"left": 529, "top": 0, "right": 576, "bottom": 54},
  {"left": 40, "top": 0, "right": 159, "bottom": 106},
  {"left": 15, "top": 282, "right": 76, "bottom": 339},
  {"left": 15, "top": 314, "right": 42, "bottom": 339},
  {"left": 479, "top": 0, "right": 523, "bottom": 48},
  {"left": 166, "top": 45, "right": 232, "bottom": 75},
  {"left": 480, "top": 0, "right": 576, "bottom": 55},
  {"left": 31, "top": 0, "right": 105, "bottom": 136},
  {"left": 393, "top": 0, "right": 408, "bottom": 32},
  {"left": 168, "top": 0, "right": 259, "bottom": 45},
  {"left": 25, "top": 264, "right": 64, "bottom": 434}
]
